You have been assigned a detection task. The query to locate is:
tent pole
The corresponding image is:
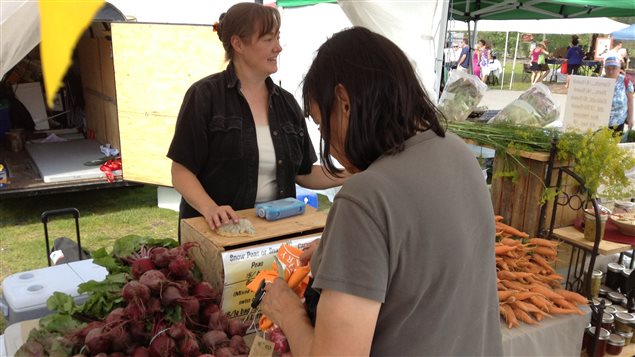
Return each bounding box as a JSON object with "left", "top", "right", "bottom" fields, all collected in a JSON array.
[
  {"left": 501, "top": 31, "right": 509, "bottom": 89},
  {"left": 509, "top": 32, "right": 520, "bottom": 90},
  {"left": 467, "top": 21, "right": 472, "bottom": 74}
]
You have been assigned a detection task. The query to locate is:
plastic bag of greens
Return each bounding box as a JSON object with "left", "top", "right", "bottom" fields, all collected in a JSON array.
[
  {"left": 438, "top": 70, "right": 488, "bottom": 121},
  {"left": 488, "top": 83, "right": 560, "bottom": 127}
]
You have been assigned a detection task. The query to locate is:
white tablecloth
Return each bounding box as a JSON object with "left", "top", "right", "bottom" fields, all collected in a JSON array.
[{"left": 501, "top": 305, "right": 591, "bottom": 356}]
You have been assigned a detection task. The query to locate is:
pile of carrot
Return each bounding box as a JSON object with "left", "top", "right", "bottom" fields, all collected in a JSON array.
[{"left": 494, "top": 215, "right": 588, "bottom": 328}]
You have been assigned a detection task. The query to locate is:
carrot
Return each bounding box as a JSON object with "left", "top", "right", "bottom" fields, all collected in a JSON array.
[
  {"left": 531, "top": 254, "right": 556, "bottom": 274},
  {"left": 501, "top": 237, "right": 522, "bottom": 246},
  {"left": 495, "top": 215, "right": 505, "bottom": 222},
  {"left": 498, "top": 290, "right": 517, "bottom": 302},
  {"left": 528, "top": 238, "right": 560, "bottom": 248},
  {"left": 495, "top": 221, "right": 529, "bottom": 238},
  {"left": 513, "top": 291, "right": 543, "bottom": 301},
  {"left": 533, "top": 311, "right": 544, "bottom": 322},
  {"left": 530, "top": 247, "right": 558, "bottom": 260},
  {"left": 501, "top": 304, "right": 519, "bottom": 328},
  {"left": 554, "top": 289, "right": 588, "bottom": 305},
  {"left": 259, "top": 315, "right": 273, "bottom": 331},
  {"left": 287, "top": 265, "right": 310, "bottom": 289},
  {"left": 528, "top": 284, "right": 562, "bottom": 300},
  {"left": 529, "top": 296, "right": 553, "bottom": 312},
  {"left": 498, "top": 271, "right": 534, "bottom": 281},
  {"left": 512, "top": 307, "right": 538, "bottom": 325},
  {"left": 495, "top": 244, "right": 518, "bottom": 256},
  {"left": 501, "top": 280, "right": 529, "bottom": 291},
  {"left": 511, "top": 300, "right": 551, "bottom": 317}
]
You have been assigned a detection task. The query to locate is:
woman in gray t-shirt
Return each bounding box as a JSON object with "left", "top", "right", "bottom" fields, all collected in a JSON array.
[{"left": 261, "top": 27, "right": 503, "bottom": 356}]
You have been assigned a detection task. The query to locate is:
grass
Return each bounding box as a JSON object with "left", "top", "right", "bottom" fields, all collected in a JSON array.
[{"left": 0, "top": 185, "right": 179, "bottom": 281}]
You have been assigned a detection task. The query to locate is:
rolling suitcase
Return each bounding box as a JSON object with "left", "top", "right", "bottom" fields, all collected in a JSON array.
[{"left": 41, "top": 208, "right": 90, "bottom": 266}]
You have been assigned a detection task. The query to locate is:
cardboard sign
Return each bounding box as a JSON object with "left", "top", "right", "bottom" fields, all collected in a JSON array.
[
  {"left": 249, "top": 334, "right": 275, "bottom": 357},
  {"left": 220, "top": 235, "right": 319, "bottom": 319},
  {"left": 563, "top": 75, "right": 615, "bottom": 132}
]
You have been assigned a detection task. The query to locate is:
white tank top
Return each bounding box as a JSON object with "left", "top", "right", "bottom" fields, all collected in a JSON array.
[{"left": 255, "top": 125, "right": 277, "bottom": 203}]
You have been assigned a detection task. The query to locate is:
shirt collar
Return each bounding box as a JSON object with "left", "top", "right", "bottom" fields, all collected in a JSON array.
[{"left": 225, "top": 62, "right": 280, "bottom": 96}]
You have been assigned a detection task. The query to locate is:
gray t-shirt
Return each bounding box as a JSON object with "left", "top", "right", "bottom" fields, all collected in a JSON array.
[{"left": 311, "top": 131, "right": 503, "bottom": 356}]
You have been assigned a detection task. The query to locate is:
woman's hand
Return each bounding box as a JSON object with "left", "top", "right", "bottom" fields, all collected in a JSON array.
[
  {"left": 203, "top": 204, "right": 239, "bottom": 230},
  {"left": 300, "top": 239, "right": 320, "bottom": 266},
  {"left": 261, "top": 278, "right": 307, "bottom": 330}
]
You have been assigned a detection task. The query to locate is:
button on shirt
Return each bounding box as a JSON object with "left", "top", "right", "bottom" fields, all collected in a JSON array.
[{"left": 167, "top": 63, "right": 317, "bottom": 219}]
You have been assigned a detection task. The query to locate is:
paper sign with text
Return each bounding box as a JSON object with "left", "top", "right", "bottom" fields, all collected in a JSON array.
[
  {"left": 563, "top": 75, "right": 615, "bottom": 132},
  {"left": 219, "top": 235, "right": 319, "bottom": 319}
]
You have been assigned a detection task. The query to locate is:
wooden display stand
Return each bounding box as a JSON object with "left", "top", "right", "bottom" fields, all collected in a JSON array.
[
  {"left": 491, "top": 148, "right": 578, "bottom": 237},
  {"left": 181, "top": 207, "right": 327, "bottom": 319}
]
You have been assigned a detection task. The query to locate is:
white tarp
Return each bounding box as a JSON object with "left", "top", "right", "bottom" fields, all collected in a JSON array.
[
  {"left": 339, "top": 0, "right": 448, "bottom": 101},
  {"left": 447, "top": 17, "right": 629, "bottom": 34},
  {"left": 0, "top": 0, "right": 40, "bottom": 80}
]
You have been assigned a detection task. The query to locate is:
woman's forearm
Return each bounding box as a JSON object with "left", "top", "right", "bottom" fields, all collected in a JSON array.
[
  {"left": 296, "top": 165, "right": 350, "bottom": 189},
  {"left": 171, "top": 161, "right": 217, "bottom": 214}
]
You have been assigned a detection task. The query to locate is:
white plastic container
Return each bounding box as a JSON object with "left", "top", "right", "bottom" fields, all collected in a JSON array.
[{"left": 0, "top": 260, "right": 107, "bottom": 324}]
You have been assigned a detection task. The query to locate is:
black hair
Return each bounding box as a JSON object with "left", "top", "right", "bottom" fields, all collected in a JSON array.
[{"left": 302, "top": 27, "right": 445, "bottom": 175}]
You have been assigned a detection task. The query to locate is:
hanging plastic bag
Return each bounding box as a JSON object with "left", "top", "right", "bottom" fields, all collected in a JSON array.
[
  {"left": 488, "top": 83, "right": 560, "bottom": 127},
  {"left": 438, "top": 70, "right": 488, "bottom": 122}
]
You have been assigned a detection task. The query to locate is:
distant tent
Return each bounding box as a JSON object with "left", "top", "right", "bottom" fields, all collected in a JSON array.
[{"left": 612, "top": 23, "right": 635, "bottom": 41}]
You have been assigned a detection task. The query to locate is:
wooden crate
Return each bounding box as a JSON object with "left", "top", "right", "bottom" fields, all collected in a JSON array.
[
  {"left": 181, "top": 207, "right": 326, "bottom": 318},
  {"left": 491, "top": 149, "right": 580, "bottom": 237}
]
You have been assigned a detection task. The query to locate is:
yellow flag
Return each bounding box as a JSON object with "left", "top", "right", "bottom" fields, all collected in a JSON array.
[{"left": 39, "top": 0, "right": 104, "bottom": 107}]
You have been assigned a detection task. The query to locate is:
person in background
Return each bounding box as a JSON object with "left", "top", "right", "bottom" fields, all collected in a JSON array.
[
  {"left": 260, "top": 26, "right": 503, "bottom": 356},
  {"left": 601, "top": 41, "right": 623, "bottom": 76},
  {"left": 473, "top": 42, "right": 482, "bottom": 79},
  {"left": 489, "top": 54, "right": 503, "bottom": 84},
  {"left": 456, "top": 38, "right": 470, "bottom": 72},
  {"left": 603, "top": 56, "right": 634, "bottom": 136},
  {"left": 530, "top": 41, "right": 549, "bottom": 84},
  {"left": 167, "top": 3, "right": 346, "bottom": 232},
  {"left": 565, "top": 35, "right": 585, "bottom": 88},
  {"left": 618, "top": 48, "right": 630, "bottom": 72},
  {"left": 479, "top": 39, "right": 492, "bottom": 83}
]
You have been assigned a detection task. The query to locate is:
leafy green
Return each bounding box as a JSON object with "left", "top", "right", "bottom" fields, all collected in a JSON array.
[
  {"left": 46, "top": 292, "right": 77, "bottom": 315},
  {"left": 76, "top": 273, "right": 128, "bottom": 319},
  {"left": 164, "top": 305, "right": 183, "bottom": 325},
  {"left": 557, "top": 128, "right": 635, "bottom": 200},
  {"left": 39, "top": 314, "right": 84, "bottom": 334}
]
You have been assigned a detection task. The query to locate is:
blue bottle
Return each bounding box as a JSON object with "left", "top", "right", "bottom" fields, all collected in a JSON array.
[{"left": 255, "top": 197, "right": 306, "bottom": 221}]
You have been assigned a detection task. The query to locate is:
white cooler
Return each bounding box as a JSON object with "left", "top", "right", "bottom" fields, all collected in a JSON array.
[{"left": 0, "top": 260, "right": 107, "bottom": 325}]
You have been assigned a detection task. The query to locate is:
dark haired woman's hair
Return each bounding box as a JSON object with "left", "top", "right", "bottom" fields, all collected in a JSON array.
[
  {"left": 572, "top": 38, "right": 579, "bottom": 46},
  {"left": 302, "top": 27, "right": 445, "bottom": 175},
  {"left": 216, "top": 3, "right": 280, "bottom": 61}
]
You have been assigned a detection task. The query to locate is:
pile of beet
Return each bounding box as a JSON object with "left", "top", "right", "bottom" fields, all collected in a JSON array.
[{"left": 18, "top": 241, "right": 251, "bottom": 357}]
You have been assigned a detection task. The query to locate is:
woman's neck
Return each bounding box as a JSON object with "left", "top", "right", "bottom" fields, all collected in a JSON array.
[{"left": 233, "top": 58, "right": 268, "bottom": 93}]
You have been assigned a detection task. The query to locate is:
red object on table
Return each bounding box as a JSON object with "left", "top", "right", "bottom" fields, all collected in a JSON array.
[
  {"left": 561, "top": 61, "right": 568, "bottom": 74},
  {"left": 603, "top": 220, "right": 635, "bottom": 245},
  {"left": 574, "top": 219, "right": 635, "bottom": 245}
]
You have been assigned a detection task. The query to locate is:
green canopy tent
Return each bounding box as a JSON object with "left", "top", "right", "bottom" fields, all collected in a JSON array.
[{"left": 450, "top": 0, "right": 635, "bottom": 21}]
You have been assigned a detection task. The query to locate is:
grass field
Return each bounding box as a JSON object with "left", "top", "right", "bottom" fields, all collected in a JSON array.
[{"left": 0, "top": 185, "right": 179, "bottom": 281}]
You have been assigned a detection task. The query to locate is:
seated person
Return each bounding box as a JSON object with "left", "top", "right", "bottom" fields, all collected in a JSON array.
[{"left": 488, "top": 55, "right": 503, "bottom": 83}]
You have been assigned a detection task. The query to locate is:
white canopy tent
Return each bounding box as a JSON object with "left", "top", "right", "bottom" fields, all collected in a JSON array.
[
  {"left": 447, "top": 17, "right": 629, "bottom": 89},
  {"left": 0, "top": 0, "right": 41, "bottom": 81},
  {"left": 448, "top": 17, "right": 629, "bottom": 34}
]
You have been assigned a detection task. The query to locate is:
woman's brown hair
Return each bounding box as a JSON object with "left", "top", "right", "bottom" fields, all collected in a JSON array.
[{"left": 216, "top": 3, "right": 281, "bottom": 61}]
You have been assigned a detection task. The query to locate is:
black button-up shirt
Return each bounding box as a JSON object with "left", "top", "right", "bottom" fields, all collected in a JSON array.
[{"left": 167, "top": 63, "right": 317, "bottom": 219}]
